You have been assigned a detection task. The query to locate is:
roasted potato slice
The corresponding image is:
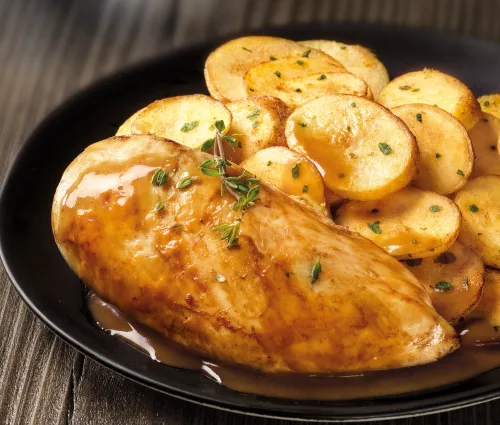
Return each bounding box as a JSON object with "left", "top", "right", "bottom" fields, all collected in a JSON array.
[
  {"left": 204, "top": 36, "right": 341, "bottom": 103},
  {"left": 243, "top": 55, "right": 369, "bottom": 108},
  {"left": 478, "top": 94, "right": 500, "bottom": 120},
  {"left": 240, "top": 146, "right": 328, "bottom": 216},
  {"left": 469, "top": 112, "right": 500, "bottom": 178},
  {"left": 377, "top": 69, "right": 481, "bottom": 131},
  {"left": 286, "top": 94, "right": 418, "bottom": 200},
  {"left": 336, "top": 187, "right": 461, "bottom": 260},
  {"left": 455, "top": 175, "right": 500, "bottom": 267},
  {"left": 403, "top": 241, "right": 485, "bottom": 324},
  {"left": 131, "top": 95, "right": 232, "bottom": 149},
  {"left": 116, "top": 107, "right": 146, "bottom": 136},
  {"left": 299, "top": 40, "right": 389, "bottom": 98},
  {"left": 225, "top": 96, "right": 289, "bottom": 164},
  {"left": 462, "top": 269, "right": 500, "bottom": 345},
  {"left": 392, "top": 104, "right": 473, "bottom": 194}
]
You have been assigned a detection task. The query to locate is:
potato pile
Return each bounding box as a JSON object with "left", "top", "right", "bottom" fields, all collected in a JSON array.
[{"left": 116, "top": 35, "right": 500, "bottom": 333}]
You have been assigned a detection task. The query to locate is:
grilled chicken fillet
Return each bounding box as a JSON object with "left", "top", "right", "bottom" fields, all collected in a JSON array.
[{"left": 52, "top": 135, "right": 459, "bottom": 373}]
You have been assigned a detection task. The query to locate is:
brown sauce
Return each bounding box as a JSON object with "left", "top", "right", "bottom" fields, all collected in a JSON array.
[{"left": 88, "top": 292, "right": 500, "bottom": 400}]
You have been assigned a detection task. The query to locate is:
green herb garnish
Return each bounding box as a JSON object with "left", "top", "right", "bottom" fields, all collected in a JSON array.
[
  {"left": 435, "top": 281, "right": 454, "bottom": 291},
  {"left": 269, "top": 56, "right": 277, "bottom": 61},
  {"left": 399, "top": 85, "right": 411, "bottom": 90},
  {"left": 176, "top": 176, "right": 194, "bottom": 189},
  {"left": 429, "top": 205, "right": 441, "bottom": 212},
  {"left": 151, "top": 169, "right": 168, "bottom": 186},
  {"left": 370, "top": 208, "right": 379, "bottom": 214},
  {"left": 200, "top": 139, "right": 215, "bottom": 152},
  {"left": 153, "top": 202, "right": 165, "bottom": 212},
  {"left": 368, "top": 221, "right": 382, "bottom": 234},
  {"left": 484, "top": 101, "right": 490, "bottom": 107},
  {"left": 416, "top": 113, "right": 423, "bottom": 122},
  {"left": 457, "top": 169, "right": 465, "bottom": 176},
  {"left": 214, "top": 220, "right": 241, "bottom": 248},
  {"left": 298, "top": 122, "right": 307, "bottom": 127},
  {"left": 267, "top": 161, "right": 272, "bottom": 166},
  {"left": 215, "top": 120, "right": 225, "bottom": 132},
  {"left": 295, "top": 88, "right": 302, "bottom": 92},
  {"left": 181, "top": 121, "right": 199, "bottom": 132},
  {"left": 252, "top": 120, "right": 259, "bottom": 129},
  {"left": 242, "top": 47, "right": 252, "bottom": 52},
  {"left": 317, "top": 74, "right": 327, "bottom": 80},
  {"left": 469, "top": 204, "right": 479, "bottom": 213},
  {"left": 311, "top": 259, "right": 322, "bottom": 284},
  {"left": 436, "top": 153, "right": 442, "bottom": 158},
  {"left": 302, "top": 49, "right": 311, "bottom": 57},
  {"left": 292, "top": 164, "right": 300, "bottom": 179},
  {"left": 351, "top": 102, "right": 357, "bottom": 107},
  {"left": 296, "top": 60, "right": 304, "bottom": 65},
  {"left": 406, "top": 258, "right": 422, "bottom": 267},
  {"left": 274, "top": 71, "right": 281, "bottom": 78},
  {"left": 434, "top": 252, "right": 456, "bottom": 264},
  {"left": 302, "top": 185, "right": 309, "bottom": 193},
  {"left": 411, "top": 88, "right": 420, "bottom": 92},
  {"left": 378, "top": 143, "right": 392, "bottom": 155}
]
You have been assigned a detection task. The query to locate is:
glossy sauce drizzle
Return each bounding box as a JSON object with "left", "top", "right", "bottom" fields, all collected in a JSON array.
[{"left": 88, "top": 292, "right": 500, "bottom": 400}]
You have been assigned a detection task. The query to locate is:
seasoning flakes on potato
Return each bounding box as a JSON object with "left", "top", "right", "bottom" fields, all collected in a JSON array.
[
  {"left": 478, "top": 94, "right": 500, "bottom": 120},
  {"left": 468, "top": 112, "right": 500, "bottom": 178},
  {"left": 403, "top": 242, "right": 484, "bottom": 324},
  {"left": 204, "top": 36, "right": 340, "bottom": 103},
  {"left": 286, "top": 94, "right": 418, "bottom": 200},
  {"left": 462, "top": 269, "right": 500, "bottom": 345},
  {"left": 131, "top": 95, "right": 232, "bottom": 149},
  {"left": 391, "top": 104, "right": 474, "bottom": 194},
  {"left": 377, "top": 69, "right": 482, "bottom": 131},
  {"left": 240, "top": 146, "right": 328, "bottom": 216},
  {"left": 225, "top": 96, "right": 289, "bottom": 164},
  {"left": 299, "top": 40, "right": 389, "bottom": 97},
  {"left": 455, "top": 175, "right": 500, "bottom": 268},
  {"left": 336, "top": 187, "right": 461, "bottom": 260}
]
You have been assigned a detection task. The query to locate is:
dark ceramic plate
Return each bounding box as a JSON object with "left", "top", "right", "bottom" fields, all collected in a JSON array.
[{"left": 2, "top": 24, "right": 500, "bottom": 422}]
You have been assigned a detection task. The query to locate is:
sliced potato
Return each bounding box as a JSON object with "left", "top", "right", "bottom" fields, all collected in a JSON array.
[
  {"left": 392, "top": 104, "right": 473, "bottom": 194},
  {"left": 299, "top": 40, "right": 389, "bottom": 97},
  {"left": 243, "top": 56, "right": 369, "bottom": 108},
  {"left": 273, "top": 72, "right": 372, "bottom": 108},
  {"left": 286, "top": 94, "right": 418, "bottom": 200},
  {"left": 469, "top": 112, "right": 500, "bottom": 178},
  {"left": 225, "top": 96, "right": 289, "bottom": 164},
  {"left": 131, "top": 95, "right": 232, "bottom": 149},
  {"left": 377, "top": 69, "right": 482, "bottom": 131},
  {"left": 462, "top": 269, "right": 500, "bottom": 345},
  {"left": 116, "top": 107, "right": 146, "bottom": 136},
  {"left": 403, "top": 241, "right": 484, "bottom": 324},
  {"left": 204, "top": 36, "right": 341, "bottom": 103},
  {"left": 455, "top": 175, "right": 500, "bottom": 267},
  {"left": 336, "top": 187, "right": 461, "bottom": 260},
  {"left": 240, "top": 147, "right": 328, "bottom": 216},
  {"left": 478, "top": 94, "right": 500, "bottom": 120}
]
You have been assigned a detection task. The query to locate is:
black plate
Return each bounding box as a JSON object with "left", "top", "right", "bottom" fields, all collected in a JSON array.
[{"left": 2, "top": 23, "right": 500, "bottom": 422}]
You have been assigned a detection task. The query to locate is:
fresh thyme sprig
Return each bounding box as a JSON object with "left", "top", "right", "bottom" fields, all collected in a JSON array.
[
  {"left": 214, "top": 220, "right": 241, "bottom": 248},
  {"left": 199, "top": 120, "right": 261, "bottom": 210}
]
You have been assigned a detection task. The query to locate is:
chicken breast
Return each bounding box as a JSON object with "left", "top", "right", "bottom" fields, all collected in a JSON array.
[{"left": 52, "top": 135, "right": 459, "bottom": 373}]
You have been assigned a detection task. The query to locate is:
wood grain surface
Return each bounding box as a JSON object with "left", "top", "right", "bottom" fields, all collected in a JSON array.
[{"left": 1, "top": 1, "right": 500, "bottom": 424}]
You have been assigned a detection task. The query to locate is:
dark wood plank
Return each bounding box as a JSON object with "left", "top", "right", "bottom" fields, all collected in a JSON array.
[{"left": 1, "top": 1, "right": 500, "bottom": 424}]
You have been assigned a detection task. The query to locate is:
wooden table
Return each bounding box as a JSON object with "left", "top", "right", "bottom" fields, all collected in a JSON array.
[{"left": 1, "top": 1, "right": 500, "bottom": 423}]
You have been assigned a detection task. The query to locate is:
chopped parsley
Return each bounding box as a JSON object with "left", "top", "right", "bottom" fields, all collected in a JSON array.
[
  {"left": 416, "top": 113, "right": 423, "bottom": 122},
  {"left": 429, "top": 205, "right": 441, "bottom": 212},
  {"left": 269, "top": 56, "right": 277, "bottom": 61},
  {"left": 469, "top": 204, "right": 479, "bottom": 213},
  {"left": 292, "top": 164, "right": 300, "bottom": 179},
  {"left": 151, "top": 169, "right": 168, "bottom": 186},
  {"left": 246, "top": 108, "right": 260, "bottom": 120},
  {"left": 340, "top": 45, "right": 346, "bottom": 50},
  {"left": 435, "top": 281, "right": 454, "bottom": 291},
  {"left": 274, "top": 71, "right": 281, "bottom": 78},
  {"left": 311, "top": 259, "right": 322, "bottom": 284},
  {"left": 180, "top": 121, "right": 199, "bottom": 132},
  {"left": 317, "top": 74, "right": 327, "bottom": 80},
  {"left": 457, "top": 169, "right": 465, "bottom": 176},
  {"left": 267, "top": 161, "right": 272, "bottom": 166},
  {"left": 411, "top": 88, "right": 420, "bottom": 92},
  {"left": 351, "top": 102, "right": 357, "bottom": 107},
  {"left": 302, "top": 49, "right": 311, "bottom": 57},
  {"left": 252, "top": 120, "right": 260, "bottom": 129},
  {"left": 436, "top": 153, "right": 442, "bottom": 158},
  {"left": 295, "top": 88, "right": 302, "bottom": 92},
  {"left": 298, "top": 122, "right": 307, "bottom": 127},
  {"left": 367, "top": 221, "right": 382, "bottom": 234},
  {"left": 302, "top": 185, "right": 309, "bottom": 193},
  {"left": 484, "top": 100, "right": 490, "bottom": 107},
  {"left": 242, "top": 47, "right": 252, "bottom": 52},
  {"left": 378, "top": 143, "right": 392, "bottom": 155},
  {"left": 399, "top": 85, "right": 411, "bottom": 91},
  {"left": 296, "top": 60, "right": 304, "bottom": 65}
]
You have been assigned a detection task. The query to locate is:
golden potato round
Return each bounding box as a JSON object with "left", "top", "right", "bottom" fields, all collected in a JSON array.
[
  {"left": 462, "top": 269, "right": 500, "bottom": 345},
  {"left": 131, "top": 95, "right": 232, "bottom": 149},
  {"left": 469, "top": 112, "right": 500, "bottom": 178},
  {"left": 204, "top": 36, "right": 341, "bottom": 103},
  {"left": 455, "top": 175, "right": 500, "bottom": 267},
  {"left": 240, "top": 146, "right": 328, "bottom": 216},
  {"left": 391, "top": 104, "right": 473, "bottom": 194},
  {"left": 478, "top": 93, "right": 500, "bottom": 120},
  {"left": 116, "top": 107, "right": 146, "bottom": 136},
  {"left": 403, "top": 241, "right": 484, "bottom": 324},
  {"left": 225, "top": 96, "right": 289, "bottom": 164},
  {"left": 336, "top": 186, "right": 461, "bottom": 260},
  {"left": 286, "top": 94, "right": 418, "bottom": 200},
  {"left": 377, "top": 69, "right": 481, "bottom": 131},
  {"left": 299, "top": 40, "right": 389, "bottom": 97}
]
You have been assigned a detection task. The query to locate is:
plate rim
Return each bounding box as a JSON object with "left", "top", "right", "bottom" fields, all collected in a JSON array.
[{"left": 2, "top": 22, "right": 500, "bottom": 421}]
